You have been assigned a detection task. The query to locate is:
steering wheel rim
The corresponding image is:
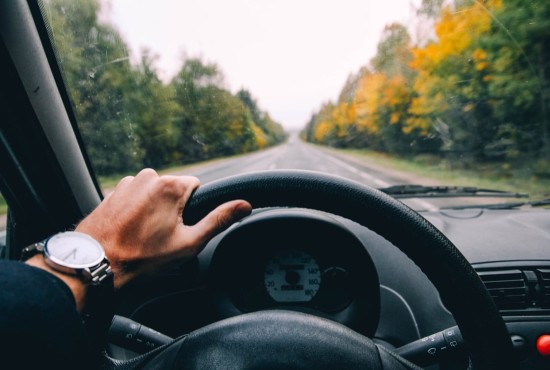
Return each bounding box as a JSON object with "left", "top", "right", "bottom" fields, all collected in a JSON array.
[{"left": 180, "top": 170, "right": 517, "bottom": 369}]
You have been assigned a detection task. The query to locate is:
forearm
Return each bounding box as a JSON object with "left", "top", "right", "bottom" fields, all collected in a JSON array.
[{"left": 0, "top": 260, "right": 93, "bottom": 369}]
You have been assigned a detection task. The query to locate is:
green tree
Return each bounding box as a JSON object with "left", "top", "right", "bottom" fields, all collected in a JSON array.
[
  {"left": 126, "top": 52, "right": 181, "bottom": 168},
  {"left": 417, "top": 0, "right": 445, "bottom": 18},
  {"left": 171, "top": 59, "right": 285, "bottom": 161},
  {"left": 45, "top": 0, "right": 143, "bottom": 174},
  {"left": 479, "top": 0, "right": 550, "bottom": 159},
  {"left": 371, "top": 23, "right": 414, "bottom": 80},
  {"left": 237, "top": 89, "right": 287, "bottom": 146}
]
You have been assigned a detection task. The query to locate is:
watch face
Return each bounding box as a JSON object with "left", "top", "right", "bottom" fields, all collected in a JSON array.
[{"left": 44, "top": 232, "right": 105, "bottom": 269}]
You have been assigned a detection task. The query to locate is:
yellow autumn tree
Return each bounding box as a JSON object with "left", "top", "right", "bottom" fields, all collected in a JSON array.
[
  {"left": 330, "top": 102, "right": 357, "bottom": 139},
  {"left": 251, "top": 124, "right": 267, "bottom": 149},
  {"left": 314, "top": 121, "right": 334, "bottom": 142},
  {"left": 351, "top": 23, "right": 420, "bottom": 152},
  {"left": 353, "top": 72, "right": 385, "bottom": 135},
  {"left": 407, "top": 0, "right": 503, "bottom": 137}
]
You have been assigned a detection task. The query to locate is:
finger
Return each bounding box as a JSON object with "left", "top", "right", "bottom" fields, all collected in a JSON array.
[
  {"left": 151, "top": 175, "right": 200, "bottom": 210},
  {"left": 136, "top": 168, "right": 159, "bottom": 178},
  {"left": 101, "top": 175, "right": 134, "bottom": 202},
  {"left": 177, "top": 176, "right": 201, "bottom": 205},
  {"left": 128, "top": 168, "right": 159, "bottom": 187},
  {"left": 181, "top": 200, "right": 252, "bottom": 251},
  {"left": 105, "top": 169, "right": 156, "bottom": 199},
  {"left": 114, "top": 175, "right": 135, "bottom": 192},
  {"left": 102, "top": 190, "right": 114, "bottom": 201},
  {"left": 163, "top": 175, "right": 200, "bottom": 199}
]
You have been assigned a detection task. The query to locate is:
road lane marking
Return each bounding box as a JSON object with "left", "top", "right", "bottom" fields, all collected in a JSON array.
[
  {"left": 372, "top": 178, "right": 390, "bottom": 187},
  {"left": 317, "top": 149, "right": 439, "bottom": 211},
  {"left": 320, "top": 151, "right": 390, "bottom": 187}
]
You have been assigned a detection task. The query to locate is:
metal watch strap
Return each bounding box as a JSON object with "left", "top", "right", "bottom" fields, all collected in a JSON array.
[
  {"left": 89, "top": 261, "right": 113, "bottom": 285},
  {"left": 20, "top": 241, "right": 46, "bottom": 261}
]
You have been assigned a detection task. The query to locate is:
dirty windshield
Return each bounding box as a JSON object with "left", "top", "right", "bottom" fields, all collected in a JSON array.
[{"left": 38, "top": 0, "right": 550, "bottom": 212}]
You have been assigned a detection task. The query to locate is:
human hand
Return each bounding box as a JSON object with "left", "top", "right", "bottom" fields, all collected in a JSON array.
[{"left": 76, "top": 169, "right": 252, "bottom": 289}]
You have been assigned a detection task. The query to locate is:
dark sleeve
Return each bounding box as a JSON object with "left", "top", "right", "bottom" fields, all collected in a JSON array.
[{"left": 0, "top": 260, "right": 94, "bottom": 370}]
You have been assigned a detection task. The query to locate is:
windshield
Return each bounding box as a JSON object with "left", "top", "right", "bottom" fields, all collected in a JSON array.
[{"left": 39, "top": 0, "right": 550, "bottom": 211}]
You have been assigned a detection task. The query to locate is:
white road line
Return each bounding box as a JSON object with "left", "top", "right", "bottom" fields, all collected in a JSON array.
[
  {"left": 317, "top": 149, "right": 439, "bottom": 212},
  {"left": 321, "top": 151, "right": 391, "bottom": 187},
  {"left": 268, "top": 163, "right": 276, "bottom": 170},
  {"left": 373, "top": 178, "right": 390, "bottom": 187}
]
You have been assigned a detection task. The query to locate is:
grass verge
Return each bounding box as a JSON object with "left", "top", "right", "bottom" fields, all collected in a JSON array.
[
  {"left": 0, "top": 196, "right": 7, "bottom": 215},
  {"left": 336, "top": 148, "right": 550, "bottom": 200}
]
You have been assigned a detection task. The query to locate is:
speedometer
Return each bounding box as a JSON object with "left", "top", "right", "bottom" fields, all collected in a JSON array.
[{"left": 264, "top": 249, "right": 321, "bottom": 303}]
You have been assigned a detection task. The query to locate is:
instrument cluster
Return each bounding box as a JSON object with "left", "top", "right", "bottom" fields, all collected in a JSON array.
[{"left": 209, "top": 209, "right": 381, "bottom": 335}]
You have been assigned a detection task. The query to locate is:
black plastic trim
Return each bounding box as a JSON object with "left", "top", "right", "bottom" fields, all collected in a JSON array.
[{"left": 27, "top": 0, "right": 102, "bottom": 198}]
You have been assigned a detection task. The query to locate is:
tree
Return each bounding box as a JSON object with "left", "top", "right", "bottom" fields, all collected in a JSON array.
[
  {"left": 371, "top": 24, "right": 414, "bottom": 80},
  {"left": 171, "top": 59, "right": 285, "bottom": 161},
  {"left": 237, "top": 89, "right": 287, "bottom": 147},
  {"left": 127, "top": 52, "right": 181, "bottom": 168},
  {"left": 417, "top": 0, "right": 445, "bottom": 18},
  {"left": 46, "top": 0, "right": 144, "bottom": 174},
  {"left": 407, "top": 0, "right": 502, "bottom": 160},
  {"left": 479, "top": 0, "right": 550, "bottom": 158}
]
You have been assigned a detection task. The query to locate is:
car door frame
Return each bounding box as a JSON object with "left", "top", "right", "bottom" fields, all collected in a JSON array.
[{"left": 0, "top": 0, "right": 101, "bottom": 258}]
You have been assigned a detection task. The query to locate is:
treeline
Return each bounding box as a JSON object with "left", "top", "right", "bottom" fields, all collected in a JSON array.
[
  {"left": 302, "top": 0, "right": 549, "bottom": 173},
  {"left": 46, "top": 0, "right": 286, "bottom": 176}
]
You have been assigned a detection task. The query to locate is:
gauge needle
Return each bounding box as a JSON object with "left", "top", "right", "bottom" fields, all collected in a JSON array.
[{"left": 62, "top": 248, "right": 77, "bottom": 261}]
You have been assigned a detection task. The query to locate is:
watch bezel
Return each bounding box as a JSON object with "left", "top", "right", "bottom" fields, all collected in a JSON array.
[{"left": 43, "top": 231, "right": 106, "bottom": 273}]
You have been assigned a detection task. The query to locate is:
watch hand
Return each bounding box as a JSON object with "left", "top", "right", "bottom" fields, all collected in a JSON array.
[{"left": 62, "top": 248, "right": 77, "bottom": 261}]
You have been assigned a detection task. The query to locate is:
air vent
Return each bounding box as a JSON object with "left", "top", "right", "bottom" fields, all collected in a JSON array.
[
  {"left": 477, "top": 270, "right": 528, "bottom": 310},
  {"left": 536, "top": 269, "right": 550, "bottom": 308}
]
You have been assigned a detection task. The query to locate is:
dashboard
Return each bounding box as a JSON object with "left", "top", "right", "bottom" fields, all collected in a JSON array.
[{"left": 115, "top": 206, "right": 550, "bottom": 369}]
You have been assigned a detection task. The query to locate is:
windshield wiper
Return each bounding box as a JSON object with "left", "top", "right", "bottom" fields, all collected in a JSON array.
[
  {"left": 442, "top": 198, "right": 550, "bottom": 210},
  {"left": 378, "top": 185, "right": 528, "bottom": 199}
]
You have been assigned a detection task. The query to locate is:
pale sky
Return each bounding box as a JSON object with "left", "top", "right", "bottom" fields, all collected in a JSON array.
[{"left": 103, "top": 0, "right": 421, "bottom": 130}]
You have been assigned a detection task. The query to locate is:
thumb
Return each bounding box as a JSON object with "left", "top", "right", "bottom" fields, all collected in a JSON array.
[{"left": 182, "top": 200, "right": 252, "bottom": 251}]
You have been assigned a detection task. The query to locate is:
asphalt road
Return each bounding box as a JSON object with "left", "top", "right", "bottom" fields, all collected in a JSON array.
[
  {"left": 177, "top": 134, "right": 439, "bottom": 211},
  {"left": 0, "top": 136, "right": 511, "bottom": 234},
  {"left": 0, "top": 136, "right": 436, "bottom": 234},
  {"left": 0, "top": 135, "right": 437, "bottom": 234}
]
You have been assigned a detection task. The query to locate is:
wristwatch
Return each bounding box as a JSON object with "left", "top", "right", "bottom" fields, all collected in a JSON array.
[
  {"left": 22, "top": 231, "right": 115, "bottom": 349},
  {"left": 22, "top": 231, "right": 112, "bottom": 284}
]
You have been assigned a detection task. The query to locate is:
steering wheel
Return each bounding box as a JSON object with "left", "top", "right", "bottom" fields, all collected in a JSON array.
[{"left": 123, "top": 170, "right": 518, "bottom": 369}]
